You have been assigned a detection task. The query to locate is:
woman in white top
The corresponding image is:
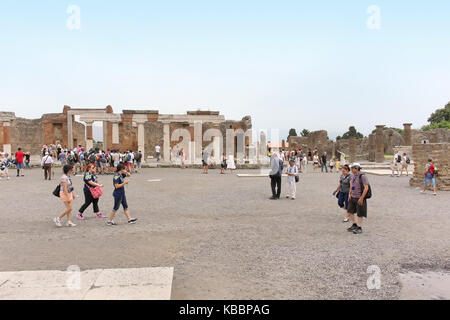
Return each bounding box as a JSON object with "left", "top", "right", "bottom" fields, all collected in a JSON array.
[
  {"left": 285, "top": 159, "right": 298, "bottom": 199},
  {"left": 313, "top": 153, "right": 319, "bottom": 171},
  {"left": 53, "top": 164, "right": 76, "bottom": 227},
  {"left": 226, "top": 154, "right": 236, "bottom": 172}
]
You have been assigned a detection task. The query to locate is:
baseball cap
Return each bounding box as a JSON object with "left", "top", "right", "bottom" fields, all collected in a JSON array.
[{"left": 351, "top": 162, "right": 361, "bottom": 169}]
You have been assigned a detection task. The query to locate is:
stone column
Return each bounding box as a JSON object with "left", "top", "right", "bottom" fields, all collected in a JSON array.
[
  {"left": 2, "top": 121, "right": 11, "bottom": 155},
  {"left": 103, "top": 121, "right": 108, "bottom": 151},
  {"left": 259, "top": 130, "right": 267, "bottom": 164},
  {"left": 368, "top": 134, "right": 376, "bottom": 162},
  {"left": 403, "top": 123, "right": 412, "bottom": 146},
  {"left": 137, "top": 122, "right": 145, "bottom": 160},
  {"left": 375, "top": 125, "right": 385, "bottom": 163},
  {"left": 85, "top": 121, "right": 93, "bottom": 150},
  {"left": 163, "top": 121, "right": 170, "bottom": 163},
  {"left": 194, "top": 121, "right": 202, "bottom": 164},
  {"left": 349, "top": 137, "right": 356, "bottom": 163},
  {"left": 67, "top": 112, "right": 73, "bottom": 150},
  {"left": 112, "top": 121, "right": 120, "bottom": 145}
]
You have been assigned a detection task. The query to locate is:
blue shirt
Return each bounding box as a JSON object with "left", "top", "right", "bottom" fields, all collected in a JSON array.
[
  {"left": 113, "top": 173, "right": 126, "bottom": 196},
  {"left": 83, "top": 172, "right": 97, "bottom": 193},
  {"left": 277, "top": 159, "right": 284, "bottom": 176}
]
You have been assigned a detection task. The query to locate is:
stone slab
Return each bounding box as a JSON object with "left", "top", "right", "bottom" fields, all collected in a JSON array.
[
  {"left": 0, "top": 267, "right": 173, "bottom": 300},
  {"left": 399, "top": 271, "right": 450, "bottom": 300}
]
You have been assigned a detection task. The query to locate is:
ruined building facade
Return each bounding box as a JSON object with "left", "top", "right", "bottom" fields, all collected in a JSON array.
[{"left": 1, "top": 106, "right": 252, "bottom": 164}]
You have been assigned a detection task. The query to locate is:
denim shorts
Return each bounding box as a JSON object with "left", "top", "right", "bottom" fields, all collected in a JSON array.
[
  {"left": 16, "top": 162, "right": 24, "bottom": 169},
  {"left": 424, "top": 176, "right": 436, "bottom": 187},
  {"left": 112, "top": 192, "right": 128, "bottom": 211},
  {"left": 338, "top": 191, "right": 349, "bottom": 209}
]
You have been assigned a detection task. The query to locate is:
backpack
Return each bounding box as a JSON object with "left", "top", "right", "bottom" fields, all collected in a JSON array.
[
  {"left": 89, "top": 153, "right": 96, "bottom": 163},
  {"left": 396, "top": 155, "right": 402, "bottom": 163},
  {"left": 429, "top": 164, "right": 435, "bottom": 175},
  {"left": 359, "top": 174, "right": 372, "bottom": 199},
  {"left": 406, "top": 156, "right": 410, "bottom": 164}
]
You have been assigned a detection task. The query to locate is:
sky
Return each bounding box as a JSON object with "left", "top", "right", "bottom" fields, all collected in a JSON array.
[{"left": 1, "top": 0, "right": 450, "bottom": 141}]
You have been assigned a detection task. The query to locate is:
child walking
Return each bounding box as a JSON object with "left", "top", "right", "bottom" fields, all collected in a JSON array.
[{"left": 106, "top": 163, "right": 137, "bottom": 226}]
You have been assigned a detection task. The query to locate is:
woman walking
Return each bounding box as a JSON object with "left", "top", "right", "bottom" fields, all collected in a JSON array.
[
  {"left": 53, "top": 165, "right": 76, "bottom": 227},
  {"left": 106, "top": 163, "right": 137, "bottom": 226},
  {"left": 221, "top": 153, "right": 227, "bottom": 174},
  {"left": 77, "top": 164, "right": 106, "bottom": 220},
  {"left": 333, "top": 164, "right": 351, "bottom": 222}
]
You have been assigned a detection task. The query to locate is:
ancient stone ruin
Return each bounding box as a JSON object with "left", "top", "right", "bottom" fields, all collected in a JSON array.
[{"left": 1, "top": 106, "right": 253, "bottom": 164}]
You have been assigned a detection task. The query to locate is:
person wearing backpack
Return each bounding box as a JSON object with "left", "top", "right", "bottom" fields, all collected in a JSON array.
[
  {"left": 391, "top": 149, "right": 401, "bottom": 177},
  {"left": 400, "top": 152, "right": 410, "bottom": 177},
  {"left": 347, "top": 163, "right": 371, "bottom": 234},
  {"left": 421, "top": 158, "right": 437, "bottom": 196},
  {"left": 135, "top": 151, "right": 143, "bottom": 173},
  {"left": 0, "top": 152, "right": 11, "bottom": 180}
]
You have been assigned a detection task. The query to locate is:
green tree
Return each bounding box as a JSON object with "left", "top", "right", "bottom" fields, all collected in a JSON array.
[
  {"left": 287, "top": 128, "right": 297, "bottom": 140},
  {"left": 300, "top": 129, "right": 310, "bottom": 137},
  {"left": 341, "top": 126, "right": 364, "bottom": 139},
  {"left": 428, "top": 102, "right": 450, "bottom": 124},
  {"left": 422, "top": 120, "right": 450, "bottom": 131}
]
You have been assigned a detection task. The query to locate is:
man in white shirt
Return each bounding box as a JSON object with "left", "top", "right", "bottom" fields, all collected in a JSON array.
[
  {"left": 391, "top": 149, "right": 401, "bottom": 177},
  {"left": 155, "top": 145, "right": 161, "bottom": 162},
  {"left": 41, "top": 152, "right": 54, "bottom": 180}
]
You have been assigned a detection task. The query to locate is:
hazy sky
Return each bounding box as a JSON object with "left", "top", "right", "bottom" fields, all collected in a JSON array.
[{"left": 1, "top": 0, "right": 450, "bottom": 141}]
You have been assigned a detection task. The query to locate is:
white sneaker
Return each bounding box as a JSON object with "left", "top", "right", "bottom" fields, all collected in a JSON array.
[
  {"left": 433, "top": 192, "right": 437, "bottom": 196},
  {"left": 53, "top": 217, "right": 62, "bottom": 227},
  {"left": 66, "top": 221, "right": 77, "bottom": 227},
  {"left": 420, "top": 190, "right": 426, "bottom": 194}
]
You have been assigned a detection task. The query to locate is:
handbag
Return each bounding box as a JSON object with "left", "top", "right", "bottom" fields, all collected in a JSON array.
[
  {"left": 89, "top": 186, "right": 103, "bottom": 199},
  {"left": 52, "top": 184, "right": 61, "bottom": 197},
  {"left": 335, "top": 191, "right": 341, "bottom": 199},
  {"left": 295, "top": 175, "right": 299, "bottom": 183}
]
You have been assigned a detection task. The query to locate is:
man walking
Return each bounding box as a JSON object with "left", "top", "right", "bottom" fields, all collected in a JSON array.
[
  {"left": 41, "top": 152, "right": 54, "bottom": 180},
  {"left": 321, "top": 151, "right": 328, "bottom": 173},
  {"left": 269, "top": 152, "right": 283, "bottom": 199},
  {"left": 421, "top": 158, "right": 437, "bottom": 196},
  {"left": 391, "top": 149, "right": 401, "bottom": 177},
  {"left": 14, "top": 147, "right": 25, "bottom": 177},
  {"left": 347, "top": 163, "right": 370, "bottom": 234}
]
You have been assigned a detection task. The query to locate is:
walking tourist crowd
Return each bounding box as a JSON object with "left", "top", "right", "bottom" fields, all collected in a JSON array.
[{"left": 0, "top": 141, "right": 441, "bottom": 234}]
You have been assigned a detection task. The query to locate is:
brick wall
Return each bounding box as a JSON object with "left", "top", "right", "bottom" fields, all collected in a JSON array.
[{"left": 410, "top": 143, "right": 450, "bottom": 191}]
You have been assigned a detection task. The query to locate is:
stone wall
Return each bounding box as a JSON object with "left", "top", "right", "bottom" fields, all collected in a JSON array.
[
  {"left": 409, "top": 143, "right": 450, "bottom": 191},
  {"left": 411, "top": 129, "right": 450, "bottom": 144},
  {"left": 288, "top": 130, "right": 334, "bottom": 156},
  {"left": 10, "top": 117, "right": 44, "bottom": 155},
  {"left": 144, "top": 122, "right": 164, "bottom": 158}
]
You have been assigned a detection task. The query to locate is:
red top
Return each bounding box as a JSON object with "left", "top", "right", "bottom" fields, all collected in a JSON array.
[{"left": 15, "top": 151, "right": 25, "bottom": 163}]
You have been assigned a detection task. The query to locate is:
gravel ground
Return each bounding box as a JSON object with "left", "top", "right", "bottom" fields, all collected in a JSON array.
[{"left": 0, "top": 166, "right": 449, "bottom": 299}]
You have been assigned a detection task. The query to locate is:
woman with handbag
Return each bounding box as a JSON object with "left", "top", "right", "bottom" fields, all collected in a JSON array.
[
  {"left": 53, "top": 165, "right": 76, "bottom": 227},
  {"left": 333, "top": 164, "right": 351, "bottom": 222},
  {"left": 77, "top": 164, "right": 105, "bottom": 220}
]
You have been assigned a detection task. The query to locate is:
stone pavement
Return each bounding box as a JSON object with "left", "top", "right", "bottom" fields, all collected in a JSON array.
[{"left": 0, "top": 166, "right": 449, "bottom": 300}]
